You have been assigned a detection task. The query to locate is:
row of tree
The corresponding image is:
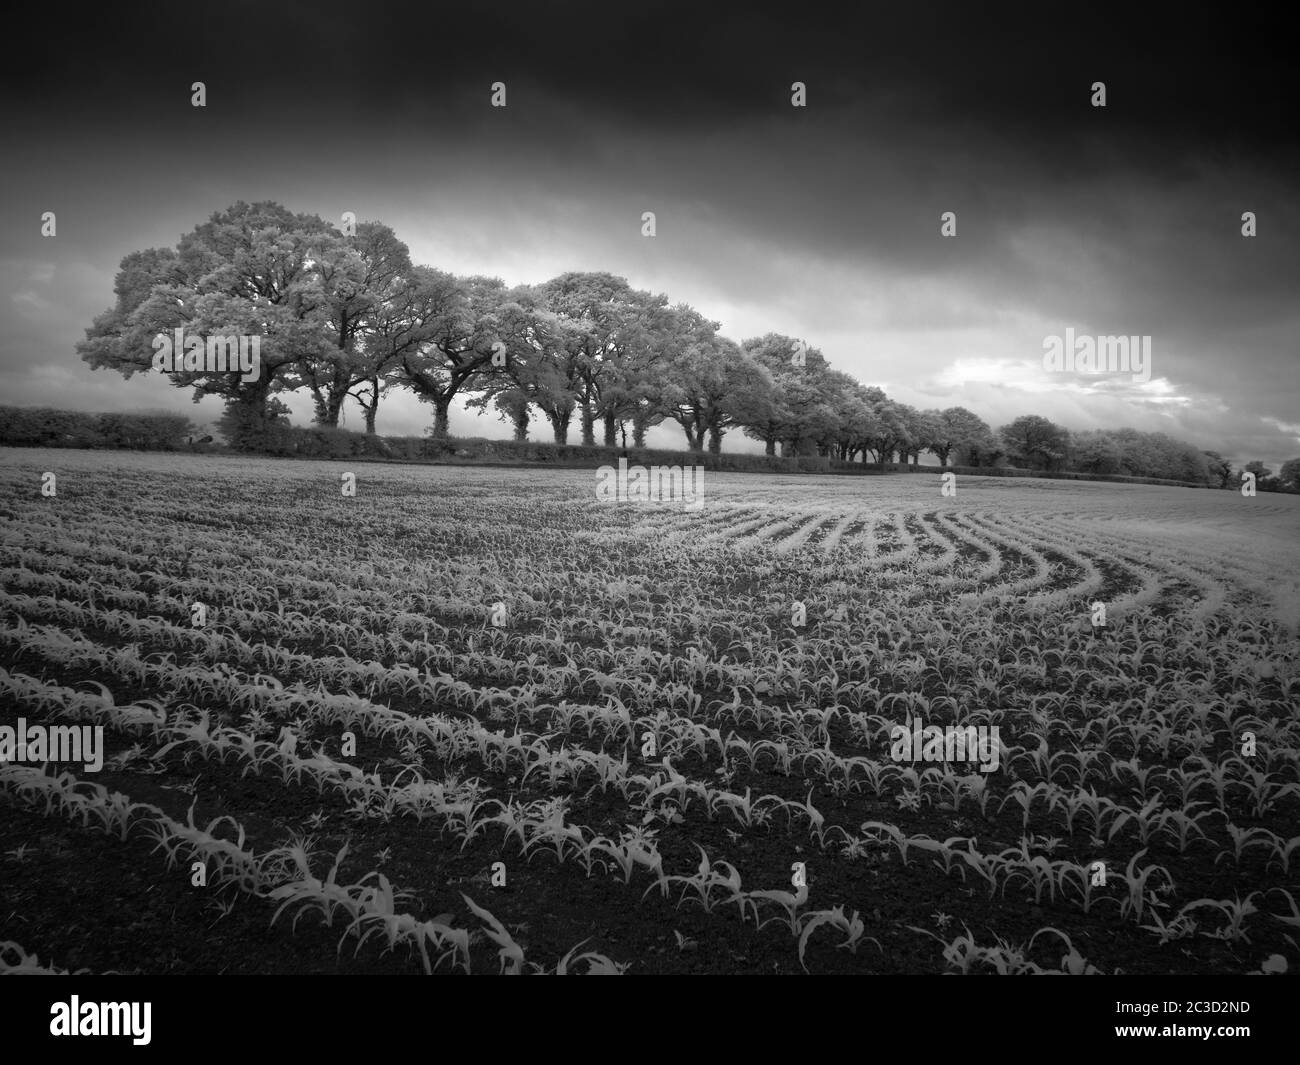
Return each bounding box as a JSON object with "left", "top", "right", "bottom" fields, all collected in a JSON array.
[{"left": 77, "top": 201, "right": 1291, "bottom": 488}]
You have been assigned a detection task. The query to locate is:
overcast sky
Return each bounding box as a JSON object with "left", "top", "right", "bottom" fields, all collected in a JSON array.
[{"left": 2, "top": 1, "right": 1296, "bottom": 466}]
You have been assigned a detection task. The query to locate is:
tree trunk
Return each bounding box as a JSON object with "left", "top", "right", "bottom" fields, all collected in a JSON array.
[
  {"left": 708, "top": 426, "right": 723, "bottom": 454},
  {"left": 325, "top": 390, "right": 346, "bottom": 428},
  {"left": 548, "top": 412, "right": 570, "bottom": 445},
  {"left": 602, "top": 412, "right": 617, "bottom": 447},
  {"left": 236, "top": 377, "right": 271, "bottom": 414},
  {"left": 581, "top": 405, "right": 596, "bottom": 446},
  {"left": 765, "top": 437, "right": 776, "bottom": 456},
  {"left": 363, "top": 377, "right": 379, "bottom": 434},
  {"left": 431, "top": 401, "right": 451, "bottom": 439},
  {"left": 309, "top": 387, "right": 337, "bottom": 427}
]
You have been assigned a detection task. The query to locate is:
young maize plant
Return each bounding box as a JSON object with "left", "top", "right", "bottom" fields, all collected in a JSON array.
[
  {"left": 269, "top": 842, "right": 373, "bottom": 932},
  {"left": 78, "top": 785, "right": 151, "bottom": 842},
  {"left": 1216, "top": 823, "right": 1282, "bottom": 869},
  {"left": 742, "top": 874, "right": 810, "bottom": 935},
  {"left": 999, "top": 781, "right": 1054, "bottom": 833},
  {"left": 910, "top": 836, "right": 975, "bottom": 879},
  {"left": 267, "top": 842, "right": 472, "bottom": 973},
  {"left": 1268, "top": 835, "right": 1300, "bottom": 876},
  {"left": 1156, "top": 802, "right": 1218, "bottom": 854},
  {"left": 657, "top": 844, "right": 745, "bottom": 918},
  {"left": 461, "top": 894, "right": 525, "bottom": 974},
  {"left": 783, "top": 788, "right": 840, "bottom": 848},
  {"left": 1166, "top": 765, "right": 1212, "bottom": 807},
  {"left": 1046, "top": 785, "right": 1108, "bottom": 839},
  {"left": 489, "top": 799, "right": 537, "bottom": 857},
  {"left": 551, "top": 941, "right": 631, "bottom": 975},
  {"left": 520, "top": 801, "right": 586, "bottom": 866},
  {"left": 1117, "top": 849, "right": 1175, "bottom": 925},
  {"left": 1026, "top": 927, "right": 1103, "bottom": 975},
  {"left": 1175, "top": 894, "right": 1260, "bottom": 945},
  {"left": 345, "top": 896, "right": 472, "bottom": 975},
  {"left": 859, "top": 821, "right": 920, "bottom": 867},
  {"left": 1237, "top": 766, "right": 1299, "bottom": 819},
  {"left": 147, "top": 802, "right": 278, "bottom": 896},
  {"left": 951, "top": 773, "right": 991, "bottom": 818},
  {"left": 589, "top": 830, "right": 666, "bottom": 892},
  {"left": 1056, "top": 861, "right": 1118, "bottom": 916},
  {"left": 796, "top": 906, "right": 879, "bottom": 973},
  {"left": 1265, "top": 888, "right": 1300, "bottom": 952},
  {"left": 1139, "top": 910, "right": 1199, "bottom": 945},
  {"left": 957, "top": 843, "right": 1007, "bottom": 900},
  {"left": 1102, "top": 754, "right": 1154, "bottom": 806},
  {"left": 904, "top": 924, "right": 993, "bottom": 975},
  {"left": 931, "top": 769, "right": 965, "bottom": 812},
  {"left": 970, "top": 932, "right": 1051, "bottom": 974},
  {"left": 1108, "top": 796, "right": 1168, "bottom": 847},
  {"left": 998, "top": 851, "right": 1063, "bottom": 906}
]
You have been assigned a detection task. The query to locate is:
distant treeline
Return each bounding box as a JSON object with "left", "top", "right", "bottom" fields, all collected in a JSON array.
[
  {"left": 0, "top": 407, "right": 194, "bottom": 452},
  {"left": 0, "top": 405, "right": 822, "bottom": 472},
  {"left": 10, "top": 404, "right": 1299, "bottom": 491}
]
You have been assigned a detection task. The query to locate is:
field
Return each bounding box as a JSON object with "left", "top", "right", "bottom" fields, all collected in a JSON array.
[{"left": 2, "top": 448, "right": 1299, "bottom": 975}]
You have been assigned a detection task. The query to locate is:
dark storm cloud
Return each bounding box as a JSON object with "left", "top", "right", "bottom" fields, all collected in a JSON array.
[{"left": 10, "top": 1, "right": 1294, "bottom": 147}]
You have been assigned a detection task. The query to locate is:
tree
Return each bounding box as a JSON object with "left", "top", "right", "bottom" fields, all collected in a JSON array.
[
  {"left": 489, "top": 388, "right": 533, "bottom": 441},
  {"left": 736, "top": 334, "right": 835, "bottom": 457},
  {"left": 929, "top": 407, "right": 994, "bottom": 467},
  {"left": 957, "top": 427, "right": 1003, "bottom": 467},
  {"left": 1243, "top": 460, "right": 1279, "bottom": 491},
  {"left": 1000, "top": 415, "right": 1071, "bottom": 471},
  {"left": 216, "top": 396, "right": 292, "bottom": 452},
  {"left": 837, "top": 385, "right": 885, "bottom": 464},
  {"left": 813, "top": 374, "right": 875, "bottom": 461},
  {"left": 295, "top": 221, "right": 422, "bottom": 432},
  {"left": 465, "top": 283, "right": 587, "bottom": 444},
  {"left": 392, "top": 271, "right": 508, "bottom": 439},
  {"left": 1072, "top": 430, "right": 1124, "bottom": 474},
  {"left": 1202, "top": 451, "right": 1235, "bottom": 489},
  {"left": 736, "top": 334, "right": 798, "bottom": 455},
  {"left": 856, "top": 388, "right": 912, "bottom": 466},
  {"left": 649, "top": 305, "right": 719, "bottom": 450},
  {"left": 539, "top": 272, "right": 672, "bottom": 446},
  {"left": 1278, "top": 457, "right": 1300, "bottom": 493},
  {"left": 77, "top": 201, "right": 337, "bottom": 449},
  {"left": 659, "top": 323, "right": 775, "bottom": 454},
  {"left": 898, "top": 405, "right": 940, "bottom": 466}
]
